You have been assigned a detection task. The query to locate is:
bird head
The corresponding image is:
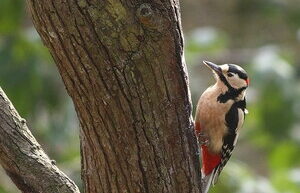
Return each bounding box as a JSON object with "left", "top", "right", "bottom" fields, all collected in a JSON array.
[{"left": 203, "top": 61, "right": 249, "bottom": 90}]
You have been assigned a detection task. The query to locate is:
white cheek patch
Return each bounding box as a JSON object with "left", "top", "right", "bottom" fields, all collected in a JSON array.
[
  {"left": 227, "top": 74, "right": 248, "bottom": 89},
  {"left": 228, "top": 76, "right": 244, "bottom": 88}
]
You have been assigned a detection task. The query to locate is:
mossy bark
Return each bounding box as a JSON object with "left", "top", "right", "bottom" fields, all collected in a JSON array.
[{"left": 26, "top": 0, "right": 201, "bottom": 192}]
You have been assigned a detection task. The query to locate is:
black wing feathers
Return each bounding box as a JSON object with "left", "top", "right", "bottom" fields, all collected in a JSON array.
[
  {"left": 216, "top": 103, "right": 239, "bottom": 173},
  {"left": 213, "top": 98, "right": 246, "bottom": 183},
  {"left": 237, "top": 97, "right": 247, "bottom": 115}
]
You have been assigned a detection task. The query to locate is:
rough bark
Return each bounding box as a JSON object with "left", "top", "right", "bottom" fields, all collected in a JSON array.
[
  {"left": 26, "top": 0, "right": 201, "bottom": 192},
  {"left": 0, "top": 87, "right": 80, "bottom": 193}
]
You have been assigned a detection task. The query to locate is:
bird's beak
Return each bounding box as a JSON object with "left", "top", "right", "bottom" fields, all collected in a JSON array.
[{"left": 203, "top": 61, "right": 222, "bottom": 75}]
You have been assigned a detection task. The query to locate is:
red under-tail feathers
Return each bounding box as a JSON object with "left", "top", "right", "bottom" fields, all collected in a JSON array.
[{"left": 195, "top": 122, "right": 221, "bottom": 176}]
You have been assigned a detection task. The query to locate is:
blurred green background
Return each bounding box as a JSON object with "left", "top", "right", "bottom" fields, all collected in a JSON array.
[{"left": 0, "top": 0, "right": 300, "bottom": 192}]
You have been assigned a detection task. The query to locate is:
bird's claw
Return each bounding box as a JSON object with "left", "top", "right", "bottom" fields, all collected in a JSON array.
[
  {"left": 200, "top": 139, "right": 210, "bottom": 146},
  {"left": 197, "top": 133, "right": 210, "bottom": 146}
]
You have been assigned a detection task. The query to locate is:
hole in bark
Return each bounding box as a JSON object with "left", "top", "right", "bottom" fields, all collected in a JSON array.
[
  {"left": 141, "top": 7, "right": 150, "bottom": 16},
  {"left": 137, "top": 3, "right": 152, "bottom": 18}
]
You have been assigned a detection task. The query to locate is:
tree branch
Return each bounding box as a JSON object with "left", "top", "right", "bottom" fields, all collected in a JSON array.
[{"left": 0, "top": 87, "right": 80, "bottom": 193}]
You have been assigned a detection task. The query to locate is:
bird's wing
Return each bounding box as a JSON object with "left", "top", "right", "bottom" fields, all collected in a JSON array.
[
  {"left": 211, "top": 98, "right": 247, "bottom": 185},
  {"left": 211, "top": 129, "right": 237, "bottom": 185},
  {"left": 201, "top": 131, "right": 238, "bottom": 190}
]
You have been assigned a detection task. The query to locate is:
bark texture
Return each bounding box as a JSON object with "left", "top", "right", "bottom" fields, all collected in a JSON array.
[
  {"left": 0, "top": 87, "right": 80, "bottom": 193},
  {"left": 27, "top": 0, "right": 201, "bottom": 192}
]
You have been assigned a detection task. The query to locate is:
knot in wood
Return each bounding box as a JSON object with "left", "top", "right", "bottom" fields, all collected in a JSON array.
[
  {"left": 137, "top": 3, "right": 153, "bottom": 18},
  {"left": 51, "top": 160, "right": 57, "bottom": 165},
  {"left": 137, "top": 3, "right": 165, "bottom": 30},
  {"left": 21, "top": 118, "right": 26, "bottom": 124}
]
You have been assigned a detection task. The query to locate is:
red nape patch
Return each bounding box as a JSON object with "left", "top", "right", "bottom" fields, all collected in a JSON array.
[
  {"left": 201, "top": 145, "right": 221, "bottom": 176},
  {"left": 246, "top": 78, "right": 250, "bottom": 85}
]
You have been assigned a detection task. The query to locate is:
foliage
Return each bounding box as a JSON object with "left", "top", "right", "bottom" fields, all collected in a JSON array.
[
  {"left": 0, "top": 0, "right": 81, "bottom": 192},
  {"left": 185, "top": 1, "right": 300, "bottom": 192}
]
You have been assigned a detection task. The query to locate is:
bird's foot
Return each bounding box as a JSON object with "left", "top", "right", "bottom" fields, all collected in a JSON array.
[{"left": 197, "top": 133, "right": 210, "bottom": 146}]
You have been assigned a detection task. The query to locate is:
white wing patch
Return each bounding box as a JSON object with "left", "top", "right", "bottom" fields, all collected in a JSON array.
[
  {"left": 234, "top": 108, "right": 244, "bottom": 146},
  {"left": 233, "top": 132, "right": 239, "bottom": 146},
  {"left": 236, "top": 108, "right": 244, "bottom": 132}
]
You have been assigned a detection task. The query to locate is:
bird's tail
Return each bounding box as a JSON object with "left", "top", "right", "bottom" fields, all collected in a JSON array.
[
  {"left": 201, "top": 172, "right": 213, "bottom": 193},
  {"left": 201, "top": 168, "right": 219, "bottom": 193}
]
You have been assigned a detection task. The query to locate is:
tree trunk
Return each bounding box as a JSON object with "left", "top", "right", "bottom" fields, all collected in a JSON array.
[{"left": 26, "top": 0, "right": 201, "bottom": 192}]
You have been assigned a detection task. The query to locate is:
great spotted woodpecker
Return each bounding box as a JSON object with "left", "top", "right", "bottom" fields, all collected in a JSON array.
[{"left": 195, "top": 61, "right": 249, "bottom": 193}]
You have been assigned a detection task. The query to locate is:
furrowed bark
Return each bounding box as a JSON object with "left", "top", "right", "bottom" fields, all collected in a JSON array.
[
  {"left": 0, "top": 87, "right": 80, "bottom": 193},
  {"left": 26, "top": 0, "right": 201, "bottom": 192}
]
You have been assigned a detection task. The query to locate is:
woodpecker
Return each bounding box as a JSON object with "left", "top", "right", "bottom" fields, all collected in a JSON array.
[{"left": 195, "top": 61, "right": 249, "bottom": 193}]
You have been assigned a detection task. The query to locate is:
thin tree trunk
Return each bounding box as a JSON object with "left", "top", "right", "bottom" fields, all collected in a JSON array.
[
  {"left": 26, "top": 0, "right": 201, "bottom": 192},
  {"left": 0, "top": 87, "right": 80, "bottom": 193}
]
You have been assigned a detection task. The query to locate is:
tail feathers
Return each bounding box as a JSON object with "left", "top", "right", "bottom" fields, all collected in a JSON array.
[
  {"left": 201, "top": 168, "right": 220, "bottom": 193},
  {"left": 211, "top": 167, "right": 220, "bottom": 185},
  {"left": 201, "top": 172, "right": 213, "bottom": 193}
]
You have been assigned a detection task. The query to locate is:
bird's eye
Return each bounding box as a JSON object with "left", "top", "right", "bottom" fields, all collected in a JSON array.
[{"left": 227, "top": 73, "right": 234, "bottom": 77}]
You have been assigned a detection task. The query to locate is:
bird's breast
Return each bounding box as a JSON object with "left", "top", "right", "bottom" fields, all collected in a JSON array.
[{"left": 196, "top": 87, "right": 234, "bottom": 153}]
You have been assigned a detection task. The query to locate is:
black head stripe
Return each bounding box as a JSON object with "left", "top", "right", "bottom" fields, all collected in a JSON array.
[
  {"left": 217, "top": 86, "right": 246, "bottom": 103},
  {"left": 228, "top": 64, "right": 248, "bottom": 80},
  {"left": 217, "top": 64, "right": 248, "bottom": 103},
  {"left": 219, "top": 74, "right": 233, "bottom": 90}
]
